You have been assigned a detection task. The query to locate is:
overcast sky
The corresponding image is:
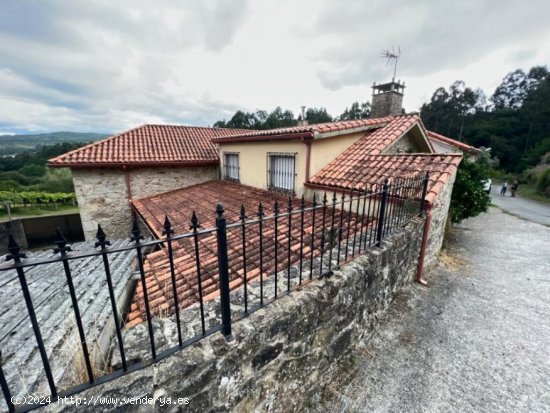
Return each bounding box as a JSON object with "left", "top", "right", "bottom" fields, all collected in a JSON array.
[{"left": 1, "top": 0, "right": 549, "bottom": 135}]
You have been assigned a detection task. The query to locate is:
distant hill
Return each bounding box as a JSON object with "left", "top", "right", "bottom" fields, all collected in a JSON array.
[{"left": 0, "top": 131, "right": 109, "bottom": 155}]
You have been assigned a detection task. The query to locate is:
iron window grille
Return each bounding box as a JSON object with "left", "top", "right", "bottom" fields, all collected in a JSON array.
[
  {"left": 267, "top": 152, "right": 297, "bottom": 194},
  {"left": 223, "top": 152, "right": 240, "bottom": 181}
]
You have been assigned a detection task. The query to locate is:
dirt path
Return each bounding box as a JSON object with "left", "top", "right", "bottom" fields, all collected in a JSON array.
[{"left": 316, "top": 207, "right": 550, "bottom": 412}]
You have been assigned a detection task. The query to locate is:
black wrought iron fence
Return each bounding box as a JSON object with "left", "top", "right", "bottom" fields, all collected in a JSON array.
[{"left": 0, "top": 173, "right": 428, "bottom": 413}]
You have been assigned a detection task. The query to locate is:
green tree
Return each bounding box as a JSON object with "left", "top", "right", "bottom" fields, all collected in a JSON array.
[
  {"left": 491, "top": 66, "right": 548, "bottom": 110},
  {"left": 339, "top": 101, "right": 370, "bottom": 120},
  {"left": 214, "top": 110, "right": 257, "bottom": 129},
  {"left": 420, "top": 81, "right": 481, "bottom": 139},
  {"left": 536, "top": 168, "right": 550, "bottom": 196},
  {"left": 305, "top": 107, "right": 333, "bottom": 124},
  {"left": 19, "top": 164, "right": 46, "bottom": 177},
  {"left": 214, "top": 107, "right": 298, "bottom": 130},
  {"left": 263, "top": 107, "right": 296, "bottom": 129},
  {"left": 448, "top": 159, "right": 491, "bottom": 224}
]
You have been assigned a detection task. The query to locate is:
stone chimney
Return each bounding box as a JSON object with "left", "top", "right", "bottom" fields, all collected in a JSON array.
[
  {"left": 297, "top": 106, "right": 308, "bottom": 126},
  {"left": 371, "top": 79, "right": 405, "bottom": 117}
]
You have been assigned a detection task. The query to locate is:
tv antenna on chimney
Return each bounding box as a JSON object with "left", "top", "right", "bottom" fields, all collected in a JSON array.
[{"left": 381, "top": 45, "right": 401, "bottom": 81}]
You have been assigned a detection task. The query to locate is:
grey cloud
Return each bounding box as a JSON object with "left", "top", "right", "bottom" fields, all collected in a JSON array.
[
  {"left": 0, "top": 0, "right": 251, "bottom": 131},
  {"left": 312, "top": 0, "right": 550, "bottom": 90}
]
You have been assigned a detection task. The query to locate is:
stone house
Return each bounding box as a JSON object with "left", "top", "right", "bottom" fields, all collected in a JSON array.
[
  {"left": 2, "top": 80, "right": 478, "bottom": 411},
  {"left": 48, "top": 125, "right": 250, "bottom": 239},
  {"left": 125, "top": 113, "right": 464, "bottom": 324},
  {"left": 47, "top": 79, "right": 475, "bottom": 324}
]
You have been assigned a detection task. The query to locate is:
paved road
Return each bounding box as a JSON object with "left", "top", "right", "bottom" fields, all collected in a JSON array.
[
  {"left": 490, "top": 189, "right": 550, "bottom": 227},
  {"left": 317, "top": 207, "right": 550, "bottom": 412}
]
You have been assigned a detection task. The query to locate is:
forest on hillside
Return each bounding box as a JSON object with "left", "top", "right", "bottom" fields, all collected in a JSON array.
[
  {"left": 420, "top": 66, "right": 549, "bottom": 174},
  {"left": 0, "top": 131, "right": 107, "bottom": 156},
  {"left": 0, "top": 142, "right": 84, "bottom": 193}
]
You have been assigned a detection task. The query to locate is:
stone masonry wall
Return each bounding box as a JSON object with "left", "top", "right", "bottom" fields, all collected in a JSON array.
[
  {"left": 0, "top": 219, "right": 27, "bottom": 250},
  {"left": 43, "top": 217, "right": 424, "bottom": 413},
  {"left": 73, "top": 166, "right": 217, "bottom": 240},
  {"left": 371, "top": 91, "right": 403, "bottom": 117},
  {"left": 72, "top": 169, "right": 129, "bottom": 241},
  {"left": 425, "top": 168, "right": 457, "bottom": 270},
  {"left": 385, "top": 132, "right": 417, "bottom": 154},
  {"left": 128, "top": 166, "right": 217, "bottom": 200}
]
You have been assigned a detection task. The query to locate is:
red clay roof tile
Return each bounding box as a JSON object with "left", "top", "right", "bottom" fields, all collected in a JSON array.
[
  {"left": 308, "top": 152, "right": 462, "bottom": 206},
  {"left": 129, "top": 180, "right": 365, "bottom": 322},
  {"left": 48, "top": 124, "right": 252, "bottom": 168},
  {"left": 211, "top": 115, "right": 402, "bottom": 143}
]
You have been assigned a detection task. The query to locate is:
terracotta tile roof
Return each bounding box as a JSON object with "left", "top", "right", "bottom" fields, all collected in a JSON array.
[
  {"left": 362, "top": 114, "right": 426, "bottom": 154},
  {"left": 47, "top": 124, "right": 252, "bottom": 168},
  {"left": 211, "top": 115, "right": 400, "bottom": 143},
  {"left": 427, "top": 131, "right": 481, "bottom": 154},
  {"left": 128, "top": 180, "right": 364, "bottom": 325},
  {"left": 307, "top": 153, "right": 462, "bottom": 206}
]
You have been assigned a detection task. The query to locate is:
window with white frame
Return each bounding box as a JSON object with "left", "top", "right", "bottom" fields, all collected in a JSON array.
[
  {"left": 267, "top": 153, "right": 296, "bottom": 193},
  {"left": 223, "top": 152, "right": 239, "bottom": 181}
]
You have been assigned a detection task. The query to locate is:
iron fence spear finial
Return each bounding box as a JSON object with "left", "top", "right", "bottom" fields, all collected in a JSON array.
[
  {"left": 240, "top": 204, "right": 246, "bottom": 221},
  {"left": 95, "top": 224, "right": 111, "bottom": 249},
  {"left": 53, "top": 228, "right": 72, "bottom": 255},
  {"left": 130, "top": 219, "right": 144, "bottom": 243},
  {"left": 6, "top": 234, "right": 26, "bottom": 262},
  {"left": 163, "top": 215, "right": 174, "bottom": 235},
  {"left": 190, "top": 210, "right": 200, "bottom": 230}
]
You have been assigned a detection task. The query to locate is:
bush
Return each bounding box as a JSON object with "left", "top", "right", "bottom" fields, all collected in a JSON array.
[
  {"left": 0, "top": 191, "right": 76, "bottom": 207},
  {"left": 32, "top": 168, "right": 74, "bottom": 193},
  {"left": 0, "top": 179, "right": 21, "bottom": 191},
  {"left": 536, "top": 168, "right": 550, "bottom": 196},
  {"left": 449, "top": 158, "right": 491, "bottom": 224},
  {"left": 19, "top": 164, "right": 46, "bottom": 177},
  {"left": 0, "top": 171, "right": 40, "bottom": 185}
]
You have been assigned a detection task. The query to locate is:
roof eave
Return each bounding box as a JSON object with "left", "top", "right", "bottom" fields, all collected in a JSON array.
[
  {"left": 213, "top": 132, "right": 314, "bottom": 144},
  {"left": 47, "top": 160, "right": 220, "bottom": 169},
  {"left": 315, "top": 122, "right": 388, "bottom": 140}
]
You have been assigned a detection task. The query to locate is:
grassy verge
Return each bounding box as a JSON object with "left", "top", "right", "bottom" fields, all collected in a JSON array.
[
  {"left": 517, "top": 183, "right": 550, "bottom": 205},
  {"left": 0, "top": 205, "right": 80, "bottom": 221}
]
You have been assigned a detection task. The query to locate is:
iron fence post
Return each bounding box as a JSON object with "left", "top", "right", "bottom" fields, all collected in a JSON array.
[
  {"left": 5, "top": 235, "right": 57, "bottom": 398},
  {"left": 163, "top": 216, "right": 183, "bottom": 347},
  {"left": 0, "top": 351, "right": 15, "bottom": 413},
  {"left": 420, "top": 172, "right": 429, "bottom": 216},
  {"left": 376, "top": 179, "right": 389, "bottom": 247},
  {"left": 273, "top": 200, "right": 279, "bottom": 297},
  {"left": 130, "top": 219, "right": 156, "bottom": 360},
  {"left": 54, "top": 228, "right": 94, "bottom": 384},
  {"left": 240, "top": 205, "right": 249, "bottom": 314},
  {"left": 216, "top": 204, "right": 233, "bottom": 340},
  {"left": 190, "top": 211, "right": 206, "bottom": 335},
  {"left": 95, "top": 225, "right": 127, "bottom": 371},
  {"left": 286, "top": 197, "right": 292, "bottom": 292}
]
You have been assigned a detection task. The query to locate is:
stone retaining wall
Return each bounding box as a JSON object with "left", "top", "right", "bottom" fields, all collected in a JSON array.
[
  {"left": 43, "top": 217, "right": 424, "bottom": 413},
  {"left": 425, "top": 169, "right": 457, "bottom": 270},
  {"left": 0, "top": 219, "right": 27, "bottom": 250}
]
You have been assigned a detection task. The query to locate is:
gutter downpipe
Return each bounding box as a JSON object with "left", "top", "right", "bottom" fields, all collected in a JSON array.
[
  {"left": 303, "top": 137, "right": 312, "bottom": 182},
  {"left": 123, "top": 164, "right": 136, "bottom": 219},
  {"left": 416, "top": 203, "right": 432, "bottom": 285}
]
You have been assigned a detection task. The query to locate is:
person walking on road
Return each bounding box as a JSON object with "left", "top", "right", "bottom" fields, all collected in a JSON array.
[
  {"left": 510, "top": 181, "right": 519, "bottom": 197},
  {"left": 500, "top": 182, "right": 508, "bottom": 196}
]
